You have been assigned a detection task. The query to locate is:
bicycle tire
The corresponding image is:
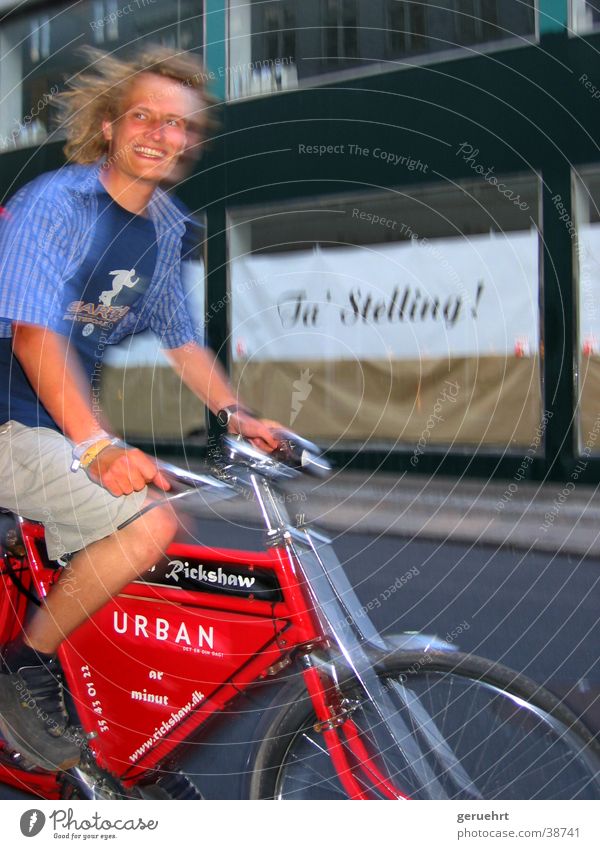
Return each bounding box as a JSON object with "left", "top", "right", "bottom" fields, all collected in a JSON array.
[{"left": 249, "top": 650, "right": 600, "bottom": 800}]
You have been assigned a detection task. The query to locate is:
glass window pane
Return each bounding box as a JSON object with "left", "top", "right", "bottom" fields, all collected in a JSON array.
[
  {"left": 106, "top": 0, "right": 120, "bottom": 42},
  {"left": 342, "top": 0, "right": 359, "bottom": 59},
  {"left": 228, "top": 176, "right": 541, "bottom": 451},
  {"left": 571, "top": 0, "right": 600, "bottom": 32},
  {"left": 0, "top": 0, "right": 204, "bottom": 152},
  {"left": 228, "top": 0, "right": 536, "bottom": 100},
  {"left": 574, "top": 169, "right": 600, "bottom": 455},
  {"left": 325, "top": 0, "right": 338, "bottom": 58}
]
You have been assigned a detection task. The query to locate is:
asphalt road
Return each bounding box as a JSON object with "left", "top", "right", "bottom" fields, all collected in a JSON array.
[
  {"left": 168, "top": 517, "right": 600, "bottom": 798},
  {"left": 2, "top": 519, "right": 599, "bottom": 799},
  {"left": 186, "top": 517, "right": 600, "bottom": 728}
]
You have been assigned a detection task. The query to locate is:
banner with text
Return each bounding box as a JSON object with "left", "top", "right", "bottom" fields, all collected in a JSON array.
[
  {"left": 578, "top": 223, "right": 600, "bottom": 354},
  {"left": 231, "top": 231, "right": 539, "bottom": 361}
]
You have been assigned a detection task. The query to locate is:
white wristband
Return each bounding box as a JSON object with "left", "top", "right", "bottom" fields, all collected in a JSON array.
[
  {"left": 71, "top": 432, "right": 111, "bottom": 461},
  {"left": 70, "top": 434, "right": 122, "bottom": 473}
]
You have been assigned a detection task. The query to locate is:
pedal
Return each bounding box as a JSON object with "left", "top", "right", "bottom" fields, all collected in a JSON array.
[{"left": 0, "top": 744, "right": 49, "bottom": 773}]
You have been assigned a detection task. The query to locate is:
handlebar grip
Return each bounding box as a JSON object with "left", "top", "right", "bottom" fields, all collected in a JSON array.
[{"left": 273, "top": 431, "right": 331, "bottom": 478}]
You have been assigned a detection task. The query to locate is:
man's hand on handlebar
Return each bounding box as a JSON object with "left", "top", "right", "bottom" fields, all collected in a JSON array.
[
  {"left": 82, "top": 412, "right": 294, "bottom": 496},
  {"left": 86, "top": 446, "right": 172, "bottom": 496},
  {"left": 227, "top": 411, "right": 281, "bottom": 454}
]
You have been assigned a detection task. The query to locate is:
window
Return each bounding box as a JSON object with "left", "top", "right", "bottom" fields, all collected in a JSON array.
[
  {"left": 571, "top": 0, "right": 600, "bottom": 32},
  {"left": 29, "top": 15, "right": 51, "bottom": 62},
  {"left": 0, "top": 0, "right": 204, "bottom": 152},
  {"left": 227, "top": 175, "right": 541, "bottom": 451},
  {"left": 456, "top": 0, "right": 502, "bottom": 44},
  {"left": 91, "top": 0, "right": 120, "bottom": 45},
  {"left": 263, "top": 1, "right": 296, "bottom": 61},
  {"left": 573, "top": 169, "right": 600, "bottom": 454},
  {"left": 324, "top": 0, "right": 359, "bottom": 65},
  {"left": 229, "top": 0, "right": 536, "bottom": 100},
  {"left": 387, "top": 1, "right": 428, "bottom": 56}
]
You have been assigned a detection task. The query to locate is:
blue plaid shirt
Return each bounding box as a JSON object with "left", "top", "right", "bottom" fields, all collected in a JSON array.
[{"left": 0, "top": 159, "right": 197, "bottom": 348}]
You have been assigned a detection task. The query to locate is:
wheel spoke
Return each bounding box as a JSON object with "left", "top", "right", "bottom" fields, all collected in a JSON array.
[
  {"left": 256, "top": 653, "right": 600, "bottom": 800},
  {"left": 276, "top": 731, "right": 347, "bottom": 798}
]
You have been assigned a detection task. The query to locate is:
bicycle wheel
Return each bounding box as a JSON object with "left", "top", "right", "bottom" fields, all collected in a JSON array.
[{"left": 249, "top": 650, "right": 600, "bottom": 800}]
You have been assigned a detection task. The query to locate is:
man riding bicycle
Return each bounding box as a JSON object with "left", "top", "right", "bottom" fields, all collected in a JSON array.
[{"left": 0, "top": 47, "right": 277, "bottom": 772}]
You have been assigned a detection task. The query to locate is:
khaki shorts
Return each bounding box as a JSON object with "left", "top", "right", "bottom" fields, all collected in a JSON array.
[{"left": 0, "top": 421, "right": 148, "bottom": 560}]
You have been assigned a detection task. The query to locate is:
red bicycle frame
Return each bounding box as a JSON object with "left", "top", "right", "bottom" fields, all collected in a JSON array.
[{"left": 0, "top": 516, "right": 408, "bottom": 800}]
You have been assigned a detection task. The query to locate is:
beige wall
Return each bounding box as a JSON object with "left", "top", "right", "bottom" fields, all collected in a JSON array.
[
  {"left": 578, "top": 356, "right": 600, "bottom": 446},
  {"left": 100, "top": 356, "right": 543, "bottom": 448},
  {"left": 232, "top": 356, "right": 542, "bottom": 447},
  {"left": 100, "top": 365, "right": 205, "bottom": 439}
]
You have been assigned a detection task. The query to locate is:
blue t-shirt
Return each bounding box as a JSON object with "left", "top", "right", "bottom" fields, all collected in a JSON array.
[{"left": 0, "top": 188, "right": 158, "bottom": 430}]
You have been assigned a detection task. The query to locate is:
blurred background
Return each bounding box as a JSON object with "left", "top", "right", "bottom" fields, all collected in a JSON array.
[
  {"left": 1, "top": 1, "right": 600, "bottom": 484},
  {"left": 1, "top": 2, "right": 600, "bottom": 799}
]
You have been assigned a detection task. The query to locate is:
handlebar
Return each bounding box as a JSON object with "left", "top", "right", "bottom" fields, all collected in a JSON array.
[
  {"left": 118, "top": 430, "right": 330, "bottom": 530},
  {"left": 221, "top": 431, "right": 331, "bottom": 480},
  {"left": 157, "top": 430, "right": 331, "bottom": 491},
  {"left": 270, "top": 430, "right": 332, "bottom": 479}
]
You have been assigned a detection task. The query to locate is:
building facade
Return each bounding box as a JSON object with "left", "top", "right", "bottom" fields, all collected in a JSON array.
[{"left": 1, "top": 1, "right": 599, "bottom": 482}]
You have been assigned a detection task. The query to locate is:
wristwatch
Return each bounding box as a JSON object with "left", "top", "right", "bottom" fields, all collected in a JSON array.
[{"left": 216, "top": 404, "right": 254, "bottom": 427}]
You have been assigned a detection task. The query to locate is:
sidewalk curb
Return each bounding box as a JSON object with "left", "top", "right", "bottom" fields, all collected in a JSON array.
[{"left": 162, "top": 457, "right": 600, "bottom": 558}]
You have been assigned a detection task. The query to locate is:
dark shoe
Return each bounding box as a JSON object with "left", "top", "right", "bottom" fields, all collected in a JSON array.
[{"left": 0, "top": 659, "right": 82, "bottom": 772}]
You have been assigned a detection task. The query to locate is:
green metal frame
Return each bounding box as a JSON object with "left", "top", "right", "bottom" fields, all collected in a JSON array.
[
  {"left": 203, "top": 0, "right": 227, "bottom": 101},
  {"left": 539, "top": 0, "right": 568, "bottom": 33}
]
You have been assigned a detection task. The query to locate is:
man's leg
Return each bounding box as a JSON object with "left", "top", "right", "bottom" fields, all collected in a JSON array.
[
  {"left": 0, "top": 423, "right": 179, "bottom": 770},
  {"left": 0, "top": 505, "right": 177, "bottom": 771},
  {"left": 24, "top": 505, "right": 177, "bottom": 654}
]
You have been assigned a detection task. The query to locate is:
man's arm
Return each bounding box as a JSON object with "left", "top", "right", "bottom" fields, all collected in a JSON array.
[
  {"left": 164, "top": 341, "right": 279, "bottom": 452},
  {"left": 12, "top": 323, "right": 104, "bottom": 443},
  {"left": 11, "top": 322, "right": 170, "bottom": 495}
]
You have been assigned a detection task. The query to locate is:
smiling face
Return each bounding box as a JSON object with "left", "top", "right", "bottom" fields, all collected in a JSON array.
[{"left": 101, "top": 72, "right": 200, "bottom": 185}]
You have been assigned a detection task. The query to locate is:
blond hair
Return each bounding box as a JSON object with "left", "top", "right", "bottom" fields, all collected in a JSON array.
[{"left": 56, "top": 45, "right": 218, "bottom": 164}]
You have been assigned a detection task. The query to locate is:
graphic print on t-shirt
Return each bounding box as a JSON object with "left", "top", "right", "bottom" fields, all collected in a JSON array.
[
  {"left": 59, "top": 186, "right": 157, "bottom": 343},
  {"left": 64, "top": 265, "right": 145, "bottom": 334},
  {"left": 100, "top": 268, "right": 141, "bottom": 306}
]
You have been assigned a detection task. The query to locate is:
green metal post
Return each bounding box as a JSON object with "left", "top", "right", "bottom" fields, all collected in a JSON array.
[
  {"left": 538, "top": 0, "right": 568, "bottom": 34},
  {"left": 204, "top": 0, "right": 228, "bottom": 100}
]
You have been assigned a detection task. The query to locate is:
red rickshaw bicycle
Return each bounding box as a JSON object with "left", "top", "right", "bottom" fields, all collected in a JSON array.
[{"left": 1, "top": 433, "right": 598, "bottom": 800}]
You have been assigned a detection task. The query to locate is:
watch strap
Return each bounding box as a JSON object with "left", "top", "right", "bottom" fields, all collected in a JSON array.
[{"left": 216, "top": 404, "right": 254, "bottom": 426}]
